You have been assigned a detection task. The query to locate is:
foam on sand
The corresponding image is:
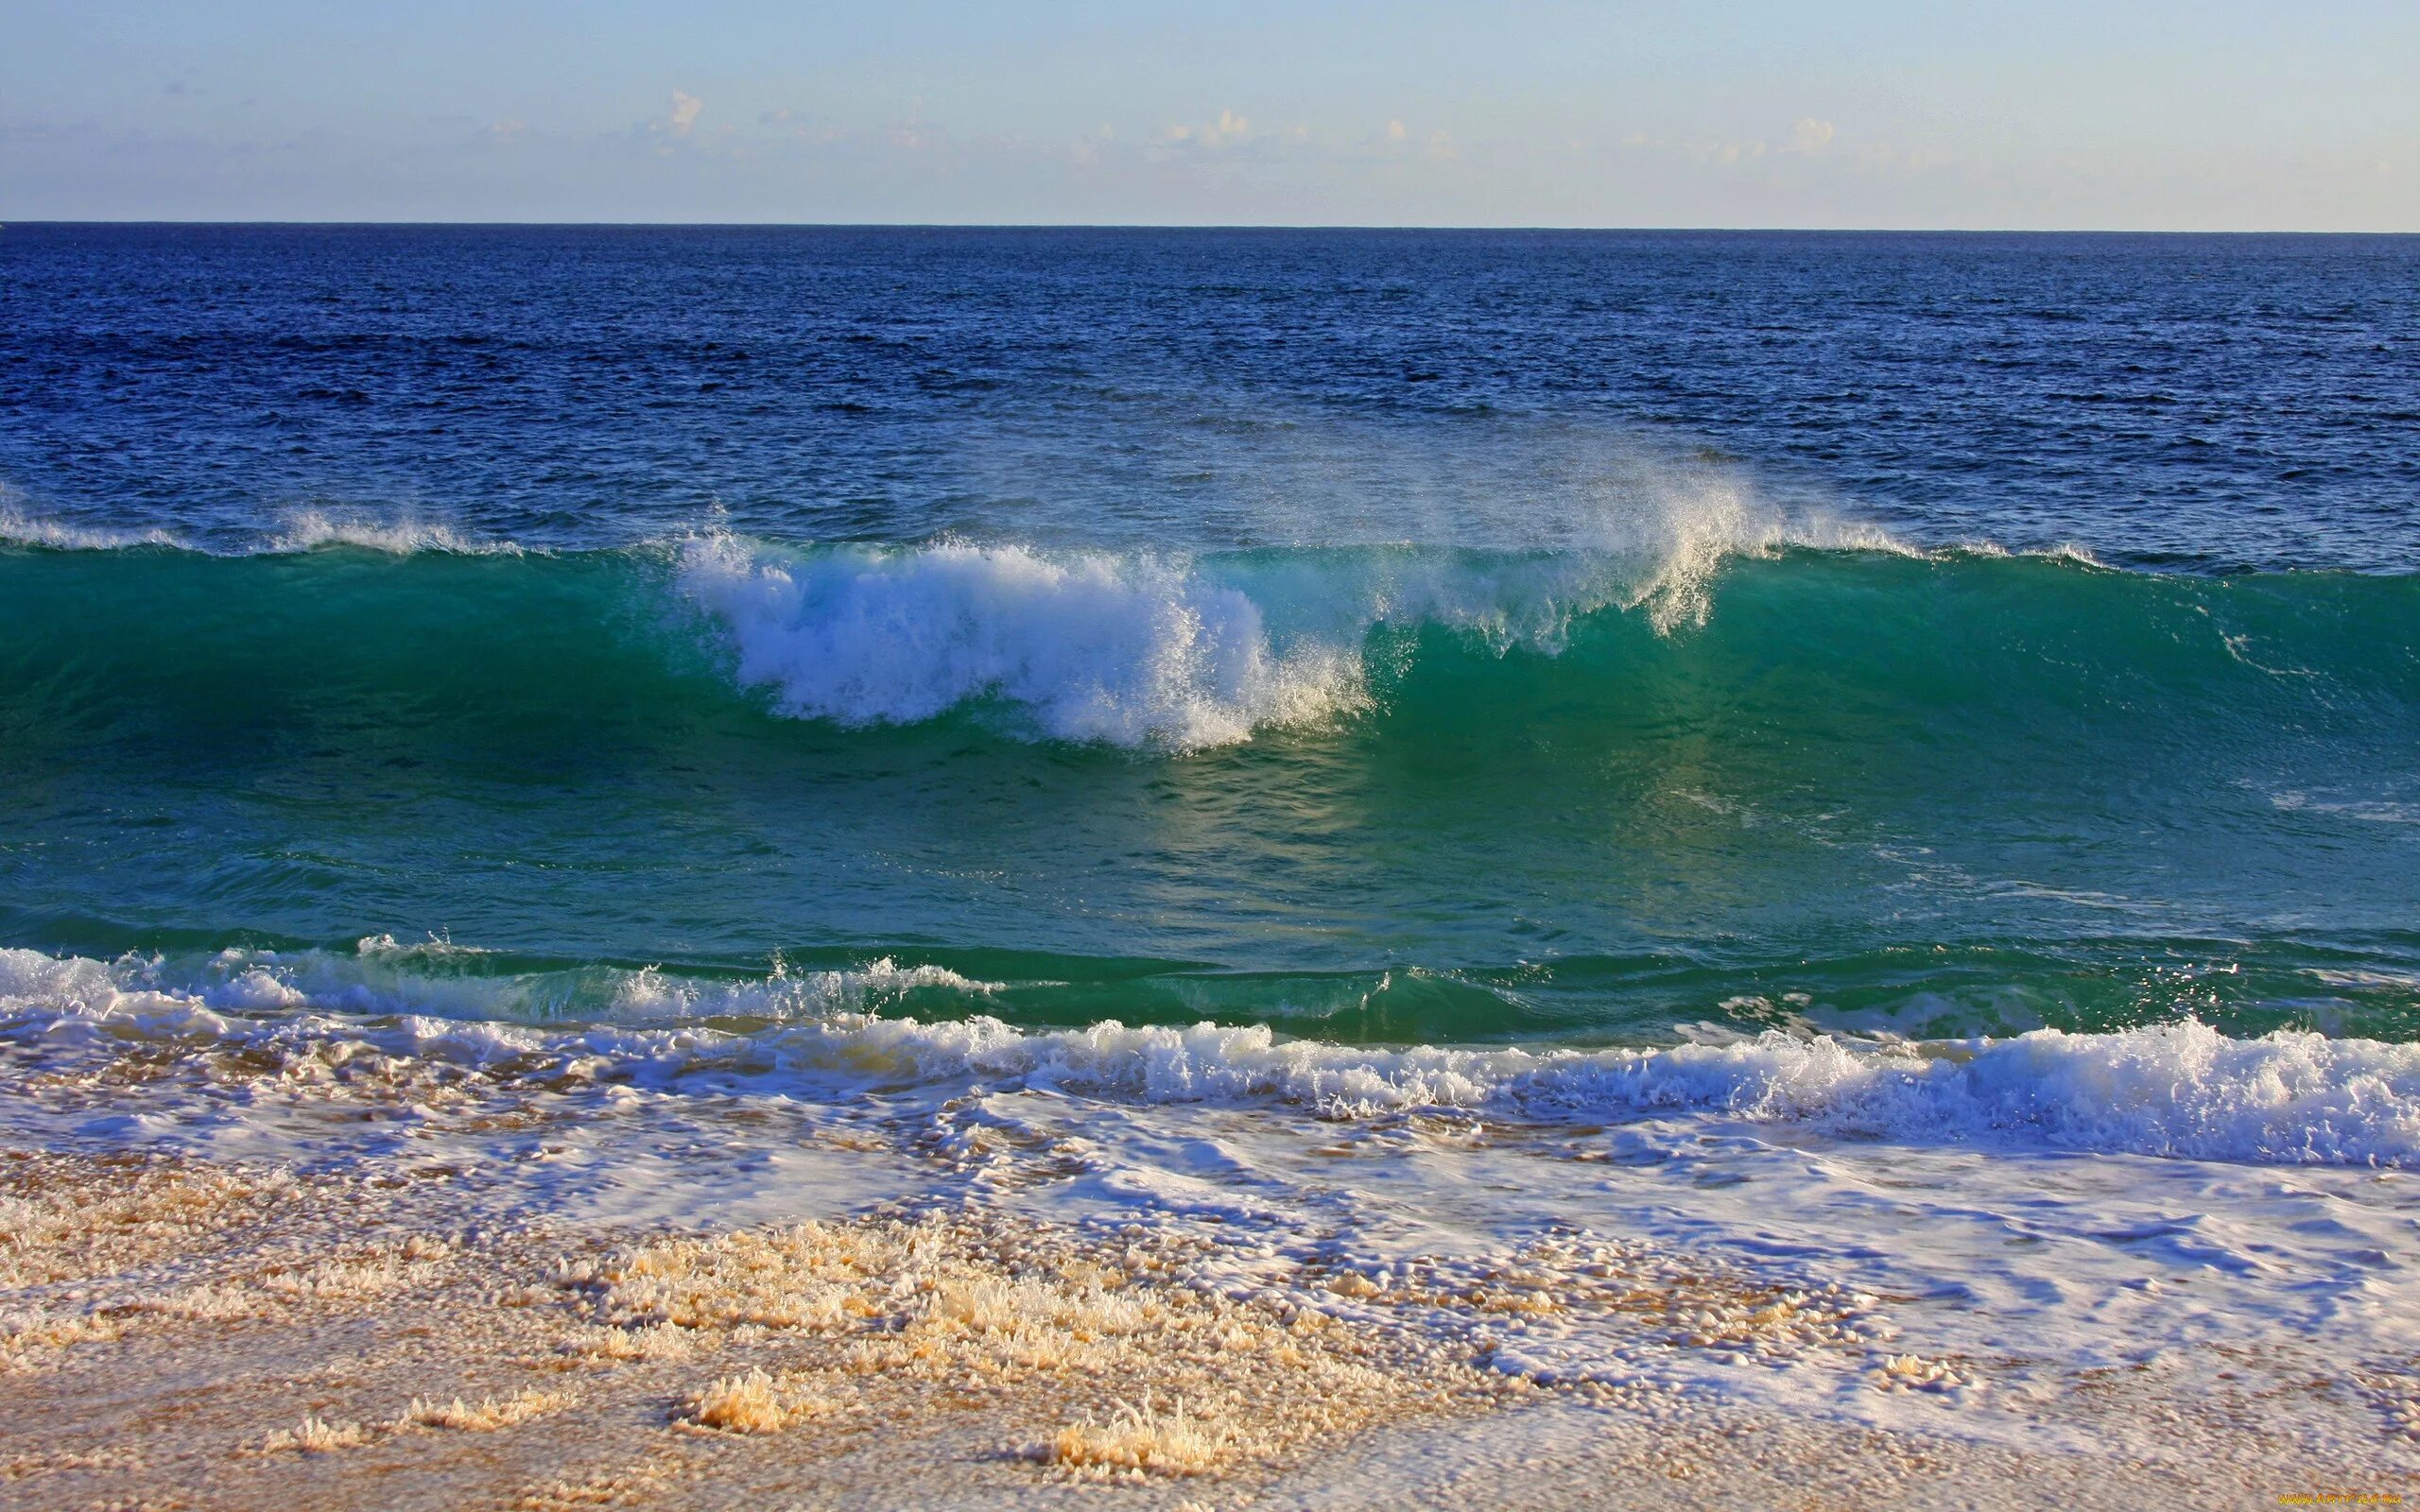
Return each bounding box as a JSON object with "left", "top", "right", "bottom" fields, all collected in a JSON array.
[{"left": 7, "top": 938, "right": 2420, "bottom": 1503}]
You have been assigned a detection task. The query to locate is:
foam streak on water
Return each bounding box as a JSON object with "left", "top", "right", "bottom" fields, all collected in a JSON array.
[{"left": 7, "top": 946, "right": 2415, "bottom": 1168}]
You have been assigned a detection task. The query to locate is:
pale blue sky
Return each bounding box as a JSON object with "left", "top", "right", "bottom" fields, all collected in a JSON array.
[{"left": 5, "top": 1, "right": 2415, "bottom": 227}]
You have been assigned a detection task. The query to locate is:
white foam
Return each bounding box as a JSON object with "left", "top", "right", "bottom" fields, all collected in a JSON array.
[
  {"left": 0, "top": 497, "right": 521, "bottom": 557},
  {"left": 603, "top": 956, "right": 1000, "bottom": 1021},
  {"left": 676, "top": 536, "right": 1367, "bottom": 750},
  {"left": 261, "top": 509, "right": 525, "bottom": 556},
  {"left": 0, "top": 500, "right": 180, "bottom": 551},
  {"left": 4, "top": 947, "right": 2414, "bottom": 1167},
  {"left": 752, "top": 1014, "right": 2420, "bottom": 1166},
  {"left": 0, "top": 946, "right": 994, "bottom": 1041}
]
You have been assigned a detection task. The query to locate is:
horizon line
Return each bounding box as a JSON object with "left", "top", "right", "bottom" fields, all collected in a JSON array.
[{"left": 7, "top": 218, "right": 2419, "bottom": 236}]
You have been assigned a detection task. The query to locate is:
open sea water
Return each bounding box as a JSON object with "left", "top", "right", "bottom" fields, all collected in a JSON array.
[{"left": 2, "top": 225, "right": 2417, "bottom": 1167}]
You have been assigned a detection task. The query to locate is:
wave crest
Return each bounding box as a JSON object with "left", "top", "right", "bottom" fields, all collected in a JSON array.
[
  {"left": 0, "top": 497, "right": 179, "bottom": 551},
  {"left": 676, "top": 536, "right": 1369, "bottom": 750},
  {"left": 672, "top": 488, "right": 1909, "bottom": 749},
  {"left": 0, "top": 499, "right": 523, "bottom": 557},
  {"left": 262, "top": 510, "right": 525, "bottom": 557}
]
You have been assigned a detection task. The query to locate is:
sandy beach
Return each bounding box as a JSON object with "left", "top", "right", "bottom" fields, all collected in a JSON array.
[{"left": 5, "top": 1024, "right": 2412, "bottom": 1511}]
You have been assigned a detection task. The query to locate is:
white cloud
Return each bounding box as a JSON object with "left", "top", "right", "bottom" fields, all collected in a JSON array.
[
  {"left": 1387, "top": 119, "right": 1408, "bottom": 141},
  {"left": 1167, "top": 108, "right": 1250, "bottom": 148},
  {"left": 668, "top": 90, "right": 702, "bottom": 136},
  {"left": 1789, "top": 117, "right": 1837, "bottom": 154}
]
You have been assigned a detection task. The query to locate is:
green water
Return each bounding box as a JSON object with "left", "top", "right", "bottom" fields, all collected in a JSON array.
[{"left": 3, "top": 541, "right": 2415, "bottom": 1043}]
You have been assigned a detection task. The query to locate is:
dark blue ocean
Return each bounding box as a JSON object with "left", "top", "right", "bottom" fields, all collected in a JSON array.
[
  {"left": 9, "top": 227, "right": 2418, "bottom": 567},
  {"left": 2, "top": 226, "right": 2415, "bottom": 1046}
]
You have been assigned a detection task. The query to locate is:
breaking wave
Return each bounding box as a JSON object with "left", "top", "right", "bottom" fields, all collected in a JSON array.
[{"left": 2, "top": 512, "right": 2413, "bottom": 759}]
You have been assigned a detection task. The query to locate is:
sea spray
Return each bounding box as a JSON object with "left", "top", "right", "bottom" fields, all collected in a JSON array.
[{"left": 674, "top": 535, "right": 1366, "bottom": 749}]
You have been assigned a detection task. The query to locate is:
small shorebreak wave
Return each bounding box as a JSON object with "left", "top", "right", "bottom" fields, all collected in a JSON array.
[{"left": 5, "top": 945, "right": 2416, "bottom": 1168}]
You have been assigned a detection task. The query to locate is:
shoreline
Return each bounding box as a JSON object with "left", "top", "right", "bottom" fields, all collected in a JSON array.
[{"left": 5, "top": 952, "right": 2417, "bottom": 1509}]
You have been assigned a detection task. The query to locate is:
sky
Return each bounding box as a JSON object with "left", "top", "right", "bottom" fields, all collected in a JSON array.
[{"left": 4, "top": 1, "right": 2416, "bottom": 229}]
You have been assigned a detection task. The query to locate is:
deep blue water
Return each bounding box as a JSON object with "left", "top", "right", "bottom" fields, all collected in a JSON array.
[{"left": 6, "top": 226, "right": 2416, "bottom": 567}]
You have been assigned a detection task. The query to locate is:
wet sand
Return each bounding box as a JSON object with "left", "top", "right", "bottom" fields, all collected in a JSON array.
[{"left": 3, "top": 1144, "right": 2405, "bottom": 1511}]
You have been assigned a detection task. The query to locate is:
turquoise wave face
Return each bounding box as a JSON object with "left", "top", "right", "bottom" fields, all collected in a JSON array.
[{"left": 2, "top": 539, "right": 2415, "bottom": 1044}]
